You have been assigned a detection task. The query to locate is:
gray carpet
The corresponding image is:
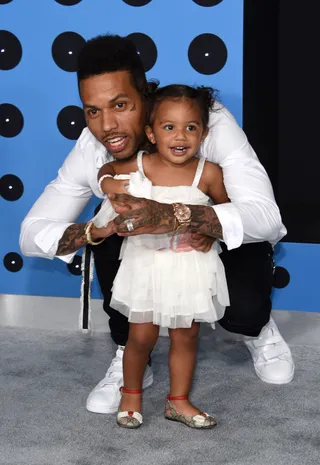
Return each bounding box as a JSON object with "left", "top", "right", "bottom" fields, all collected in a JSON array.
[{"left": 1, "top": 325, "right": 319, "bottom": 465}]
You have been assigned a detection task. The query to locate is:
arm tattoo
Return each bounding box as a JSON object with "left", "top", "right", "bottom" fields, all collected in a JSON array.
[
  {"left": 134, "top": 200, "right": 175, "bottom": 232},
  {"left": 134, "top": 201, "right": 221, "bottom": 237},
  {"left": 56, "top": 223, "right": 87, "bottom": 256},
  {"left": 189, "top": 205, "right": 223, "bottom": 239},
  {"left": 147, "top": 202, "right": 175, "bottom": 232}
]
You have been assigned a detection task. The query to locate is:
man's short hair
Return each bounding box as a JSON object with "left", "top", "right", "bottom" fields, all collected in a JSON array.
[{"left": 77, "top": 34, "right": 147, "bottom": 95}]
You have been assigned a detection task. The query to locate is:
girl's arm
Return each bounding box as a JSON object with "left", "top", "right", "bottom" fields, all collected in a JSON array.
[
  {"left": 97, "top": 157, "right": 139, "bottom": 195},
  {"left": 202, "top": 161, "right": 230, "bottom": 205}
]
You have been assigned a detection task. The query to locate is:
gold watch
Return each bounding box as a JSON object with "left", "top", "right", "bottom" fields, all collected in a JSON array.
[{"left": 172, "top": 203, "right": 192, "bottom": 231}]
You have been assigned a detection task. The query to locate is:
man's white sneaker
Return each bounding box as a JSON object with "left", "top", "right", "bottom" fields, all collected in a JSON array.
[
  {"left": 244, "top": 317, "right": 295, "bottom": 384},
  {"left": 86, "top": 346, "right": 154, "bottom": 414}
]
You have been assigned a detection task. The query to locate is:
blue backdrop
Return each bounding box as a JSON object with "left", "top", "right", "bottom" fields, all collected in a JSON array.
[{"left": 1, "top": 0, "right": 316, "bottom": 313}]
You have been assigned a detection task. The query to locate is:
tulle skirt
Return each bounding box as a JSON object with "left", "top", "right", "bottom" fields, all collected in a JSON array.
[{"left": 110, "top": 239, "right": 230, "bottom": 329}]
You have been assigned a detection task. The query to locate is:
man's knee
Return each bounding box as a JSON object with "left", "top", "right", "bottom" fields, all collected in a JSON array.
[{"left": 219, "top": 293, "right": 271, "bottom": 337}]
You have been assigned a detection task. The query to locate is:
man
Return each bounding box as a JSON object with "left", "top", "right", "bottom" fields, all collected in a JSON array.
[{"left": 20, "top": 34, "right": 294, "bottom": 415}]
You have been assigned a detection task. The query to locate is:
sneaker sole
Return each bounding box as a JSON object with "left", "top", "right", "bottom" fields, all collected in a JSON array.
[
  {"left": 254, "top": 366, "right": 295, "bottom": 385},
  {"left": 86, "top": 373, "right": 154, "bottom": 414}
]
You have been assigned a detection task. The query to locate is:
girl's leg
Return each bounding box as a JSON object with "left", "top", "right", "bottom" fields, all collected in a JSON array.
[
  {"left": 120, "top": 322, "right": 159, "bottom": 413},
  {"left": 168, "top": 321, "right": 201, "bottom": 416}
]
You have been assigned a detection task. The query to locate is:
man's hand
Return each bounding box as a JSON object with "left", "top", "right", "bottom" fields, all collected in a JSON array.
[
  {"left": 108, "top": 193, "right": 174, "bottom": 235},
  {"left": 190, "top": 233, "right": 216, "bottom": 252},
  {"left": 90, "top": 221, "right": 117, "bottom": 241}
]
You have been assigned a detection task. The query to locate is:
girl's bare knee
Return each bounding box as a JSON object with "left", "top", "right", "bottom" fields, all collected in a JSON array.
[
  {"left": 169, "top": 323, "right": 199, "bottom": 343},
  {"left": 128, "top": 323, "right": 159, "bottom": 352}
]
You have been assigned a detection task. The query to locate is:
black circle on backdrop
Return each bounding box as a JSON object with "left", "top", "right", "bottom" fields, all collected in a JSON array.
[
  {"left": 67, "top": 255, "right": 82, "bottom": 275},
  {"left": 0, "top": 104, "right": 24, "bottom": 137},
  {"left": 123, "top": 0, "right": 152, "bottom": 6},
  {"left": 273, "top": 266, "right": 291, "bottom": 289},
  {"left": 0, "top": 174, "right": 24, "bottom": 201},
  {"left": 4, "top": 252, "right": 23, "bottom": 272},
  {"left": 127, "top": 32, "right": 157, "bottom": 72},
  {"left": 0, "top": 0, "right": 14, "bottom": 4},
  {"left": 57, "top": 106, "right": 86, "bottom": 140},
  {"left": 52, "top": 32, "right": 86, "bottom": 72},
  {"left": 192, "top": 0, "right": 223, "bottom": 6},
  {"left": 55, "top": 0, "right": 82, "bottom": 4},
  {"left": 0, "top": 30, "right": 22, "bottom": 70},
  {"left": 188, "top": 33, "right": 227, "bottom": 75}
]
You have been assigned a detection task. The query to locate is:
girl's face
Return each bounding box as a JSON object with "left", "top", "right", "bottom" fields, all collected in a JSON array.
[{"left": 145, "top": 98, "right": 208, "bottom": 166}]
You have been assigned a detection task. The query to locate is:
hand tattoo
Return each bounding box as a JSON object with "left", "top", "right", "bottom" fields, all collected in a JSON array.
[
  {"left": 57, "top": 223, "right": 87, "bottom": 256},
  {"left": 189, "top": 205, "right": 223, "bottom": 239}
]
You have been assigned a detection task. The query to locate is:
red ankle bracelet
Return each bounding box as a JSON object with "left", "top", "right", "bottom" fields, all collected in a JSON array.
[
  {"left": 167, "top": 394, "right": 189, "bottom": 401},
  {"left": 120, "top": 386, "right": 143, "bottom": 394}
]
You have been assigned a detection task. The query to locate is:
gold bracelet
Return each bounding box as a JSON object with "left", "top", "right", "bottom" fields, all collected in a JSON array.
[
  {"left": 85, "top": 221, "right": 106, "bottom": 246},
  {"left": 173, "top": 217, "right": 180, "bottom": 232}
]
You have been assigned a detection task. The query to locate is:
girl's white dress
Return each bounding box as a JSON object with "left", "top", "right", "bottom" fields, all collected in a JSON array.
[{"left": 109, "top": 152, "right": 230, "bottom": 329}]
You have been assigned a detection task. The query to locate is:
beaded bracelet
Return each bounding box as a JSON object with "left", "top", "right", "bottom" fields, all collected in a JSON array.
[{"left": 98, "top": 173, "right": 114, "bottom": 196}]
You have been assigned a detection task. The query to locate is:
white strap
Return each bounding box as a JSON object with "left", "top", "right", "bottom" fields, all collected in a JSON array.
[
  {"left": 136, "top": 150, "right": 146, "bottom": 176},
  {"left": 117, "top": 411, "right": 143, "bottom": 424},
  {"left": 192, "top": 157, "right": 206, "bottom": 187}
]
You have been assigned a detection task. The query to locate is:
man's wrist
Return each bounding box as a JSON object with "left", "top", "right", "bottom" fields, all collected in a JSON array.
[
  {"left": 188, "top": 204, "right": 223, "bottom": 239},
  {"left": 57, "top": 223, "right": 88, "bottom": 256}
]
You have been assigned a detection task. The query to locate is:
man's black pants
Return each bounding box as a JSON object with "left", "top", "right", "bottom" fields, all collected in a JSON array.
[{"left": 92, "top": 231, "right": 274, "bottom": 346}]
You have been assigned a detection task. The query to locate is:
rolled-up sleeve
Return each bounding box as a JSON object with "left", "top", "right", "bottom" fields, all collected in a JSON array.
[
  {"left": 19, "top": 136, "right": 93, "bottom": 263},
  {"left": 200, "top": 105, "right": 287, "bottom": 249}
]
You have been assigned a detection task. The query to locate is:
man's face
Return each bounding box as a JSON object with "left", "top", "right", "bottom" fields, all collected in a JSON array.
[{"left": 80, "top": 70, "right": 146, "bottom": 159}]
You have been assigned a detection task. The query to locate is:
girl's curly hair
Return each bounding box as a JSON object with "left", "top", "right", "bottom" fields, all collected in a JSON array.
[{"left": 144, "top": 81, "right": 218, "bottom": 127}]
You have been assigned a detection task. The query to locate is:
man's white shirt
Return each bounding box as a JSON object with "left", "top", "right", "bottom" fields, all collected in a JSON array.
[{"left": 20, "top": 103, "right": 287, "bottom": 263}]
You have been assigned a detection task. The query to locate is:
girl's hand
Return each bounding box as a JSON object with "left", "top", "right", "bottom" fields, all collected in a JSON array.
[{"left": 189, "top": 233, "right": 216, "bottom": 252}]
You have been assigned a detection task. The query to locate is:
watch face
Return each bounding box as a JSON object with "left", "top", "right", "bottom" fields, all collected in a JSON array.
[{"left": 175, "top": 204, "right": 191, "bottom": 222}]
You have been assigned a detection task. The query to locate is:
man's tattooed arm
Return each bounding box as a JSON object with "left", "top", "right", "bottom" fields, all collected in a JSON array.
[
  {"left": 56, "top": 223, "right": 87, "bottom": 256},
  {"left": 110, "top": 194, "right": 222, "bottom": 239},
  {"left": 189, "top": 205, "right": 223, "bottom": 239},
  {"left": 56, "top": 221, "right": 116, "bottom": 256}
]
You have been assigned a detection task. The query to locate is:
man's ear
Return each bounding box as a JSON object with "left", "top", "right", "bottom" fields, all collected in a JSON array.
[
  {"left": 201, "top": 126, "right": 209, "bottom": 143},
  {"left": 145, "top": 125, "right": 156, "bottom": 144}
]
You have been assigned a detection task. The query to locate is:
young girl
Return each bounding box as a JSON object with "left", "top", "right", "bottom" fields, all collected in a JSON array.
[{"left": 97, "top": 84, "right": 230, "bottom": 430}]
